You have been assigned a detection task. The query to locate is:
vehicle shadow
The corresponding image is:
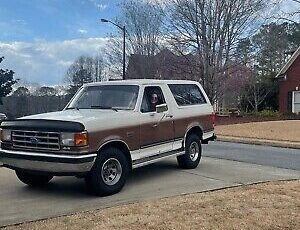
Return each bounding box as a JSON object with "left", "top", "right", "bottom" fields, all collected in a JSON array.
[
  {"left": 20, "top": 159, "right": 180, "bottom": 198},
  {"left": 127, "top": 159, "right": 179, "bottom": 185}
]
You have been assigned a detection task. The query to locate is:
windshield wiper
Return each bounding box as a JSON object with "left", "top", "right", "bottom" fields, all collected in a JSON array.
[
  {"left": 90, "top": 106, "right": 118, "bottom": 112},
  {"left": 65, "top": 107, "right": 79, "bottom": 110}
]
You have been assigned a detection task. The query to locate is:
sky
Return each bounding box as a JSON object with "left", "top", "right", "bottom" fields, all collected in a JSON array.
[
  {"left": 0, "top": 0, "right": 298, "bottom": 86},
  {"left": 0, "top": 0, "right": 121, "bottom": 85}
]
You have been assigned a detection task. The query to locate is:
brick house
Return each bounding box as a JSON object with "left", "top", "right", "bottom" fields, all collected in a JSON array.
[{"left": 276, "top": 46, "right": 300, "bottom": 114}]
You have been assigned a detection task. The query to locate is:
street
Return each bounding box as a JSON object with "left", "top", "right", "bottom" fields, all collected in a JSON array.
[
  {"left": 204, "top": 141, "right": 300, "bottom": 170},
  {"left": 0, "top": 142, "right": 299, "bottom": 227}
]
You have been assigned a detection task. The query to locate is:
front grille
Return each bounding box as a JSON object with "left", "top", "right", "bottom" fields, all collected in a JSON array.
[{"left": 12, "top": 130, "right": 60, "bottom": 151}]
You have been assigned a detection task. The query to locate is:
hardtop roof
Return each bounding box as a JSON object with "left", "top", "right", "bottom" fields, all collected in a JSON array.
[{"left": 84, "top": 79, "right": 200, "bottom": 87}]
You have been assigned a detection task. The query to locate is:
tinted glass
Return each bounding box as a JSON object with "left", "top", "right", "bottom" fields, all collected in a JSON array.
[{"left": 168, "top": 84, "right": 206, "bottom": 106}]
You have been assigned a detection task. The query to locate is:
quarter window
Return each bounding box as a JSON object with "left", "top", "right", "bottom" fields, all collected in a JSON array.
[{"left": 168, "top": 84, "right": 206, "bottom": 106}]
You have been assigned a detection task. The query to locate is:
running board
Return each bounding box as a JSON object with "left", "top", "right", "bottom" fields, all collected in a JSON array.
[{"left": 132, "top": 149, "right": 185, "bottom": 169}]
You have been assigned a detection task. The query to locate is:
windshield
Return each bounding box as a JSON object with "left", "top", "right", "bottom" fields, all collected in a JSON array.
[{"left": 67, "top": 85, "right": 139, "bottom": 110}]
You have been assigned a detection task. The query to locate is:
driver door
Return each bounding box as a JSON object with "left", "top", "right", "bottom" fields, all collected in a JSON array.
[{"left": 139, "top": 86, "right": 174, "bottom": 159}]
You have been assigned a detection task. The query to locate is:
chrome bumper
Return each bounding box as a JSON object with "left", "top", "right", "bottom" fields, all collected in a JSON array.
[{"left": 0, "top": 149, "right": 96, "bottom": 174}]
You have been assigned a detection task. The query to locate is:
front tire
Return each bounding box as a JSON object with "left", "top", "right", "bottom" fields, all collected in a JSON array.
[
  {"left": 85, "top": 147, "right": 129, "bottom": 196},
  {"left": 177, "top": 134, "right": 202, "bottom": 169},
  {"left": 16, "top": 171, "right": 53, "bottom": 186}
]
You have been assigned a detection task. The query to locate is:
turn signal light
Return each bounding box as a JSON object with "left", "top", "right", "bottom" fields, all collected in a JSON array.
[{"left": 74, "top": 132, "right": 88, "bottom": 146}]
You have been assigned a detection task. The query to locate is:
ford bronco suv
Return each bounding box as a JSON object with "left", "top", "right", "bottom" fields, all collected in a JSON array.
[{"left": 0, "top": 80, "right": 216, "bottom": 196}]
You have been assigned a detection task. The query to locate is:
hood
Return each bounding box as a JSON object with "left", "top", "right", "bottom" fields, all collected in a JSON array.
[{"left": 20, "top": 109, "right": 135, "bottom": 131}]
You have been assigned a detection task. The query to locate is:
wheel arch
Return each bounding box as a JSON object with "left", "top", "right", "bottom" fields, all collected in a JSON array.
[
  {"left": 183, "top": 125, "right": 203, "bottom": 148},
  {"left": 97, "top": 140, "right": 133, "bottom": 170}
]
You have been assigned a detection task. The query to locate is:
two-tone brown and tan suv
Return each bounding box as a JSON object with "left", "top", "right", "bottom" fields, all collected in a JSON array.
[{"left": 0, "top": 80, "right": 216, "bottom": 196}]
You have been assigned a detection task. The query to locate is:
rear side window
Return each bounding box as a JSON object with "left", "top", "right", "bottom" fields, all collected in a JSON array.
[{"left": 168, "top": 84, "right": 206, "bottom": 106}]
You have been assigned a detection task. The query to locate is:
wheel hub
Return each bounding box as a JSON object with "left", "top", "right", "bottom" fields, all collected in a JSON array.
[
  {"left": 189, "top": 141, "right": 199, "bottom": 161},
  {"left": 101, "top": 158, "right": 122, "bottom": 186}
]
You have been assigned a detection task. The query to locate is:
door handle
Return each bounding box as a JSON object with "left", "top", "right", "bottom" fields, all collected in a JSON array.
[
  {"left": 152, "top": 114, "right": 173, "bottom": 128},
  {"left": 152, "top": 124, "right": 158, "bottom": 128}
]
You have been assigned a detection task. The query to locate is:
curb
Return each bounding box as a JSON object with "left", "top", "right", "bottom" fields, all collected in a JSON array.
[{"left": 217, "top": 135, "right": 300, "bottom": 149}]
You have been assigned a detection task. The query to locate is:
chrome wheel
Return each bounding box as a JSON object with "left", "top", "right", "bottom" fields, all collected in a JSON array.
[
  {"left": 101, "top": 158, "right": 122, "bottom": 186},
  {"left": 189, "top": 141, "right": 199, "bottom": 161}
]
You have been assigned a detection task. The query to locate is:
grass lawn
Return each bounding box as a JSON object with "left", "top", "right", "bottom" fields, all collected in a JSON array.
[
  {"left": 216, "top": 120, "right": 300, "bottom": 143},
  {"left": 3, "top": 180, "right": 299, "bottom": 230}
]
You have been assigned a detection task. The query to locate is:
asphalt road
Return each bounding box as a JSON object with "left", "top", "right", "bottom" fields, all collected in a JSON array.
[
  {"left": 203, "top": 141, "right": 300, "bottom": 170},
  {"left": 0, "top": 142, "right": 299, "bottom": 227}
]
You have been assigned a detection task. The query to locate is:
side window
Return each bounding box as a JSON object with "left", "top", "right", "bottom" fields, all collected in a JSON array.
[
  {"left": 168, "top": 84, "right": 206, "bottom": 106},
  {"left": 141, "top": 86, "right": 166, "bottom": 113}
]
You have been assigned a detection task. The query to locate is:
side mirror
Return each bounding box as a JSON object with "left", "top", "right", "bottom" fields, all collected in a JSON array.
[{"left": 156, "top": 104, "right": 168, "bottom": 113}]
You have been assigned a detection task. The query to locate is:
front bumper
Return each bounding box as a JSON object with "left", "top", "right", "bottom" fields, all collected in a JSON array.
[{"left": 0, "top": 149, "right": 96, "bottom": 175}]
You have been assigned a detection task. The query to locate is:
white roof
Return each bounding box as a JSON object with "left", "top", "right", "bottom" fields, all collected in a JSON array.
[
  {"left": 275, "top": 46, "right": 300, "bottom": 78},
  {"left": 84, "top": 79, "right": 199, "bottom": 86}
]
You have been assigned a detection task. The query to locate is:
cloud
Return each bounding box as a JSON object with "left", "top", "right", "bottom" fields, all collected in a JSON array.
[
  {"left": 0, "top": 37, "right": 108, "bottom": 85},
  {"left": 77, "top": 29, "right": 88, "bottom": 34},
  {"left": 88, "top": 0, "right": 109, "bottom": 11},
  {"left": 96, "top": 4, "right": 108, "bottom": 10}
]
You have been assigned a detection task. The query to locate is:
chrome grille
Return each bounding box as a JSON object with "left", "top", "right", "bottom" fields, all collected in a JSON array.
[{"left": 12, "top": 130, "right": 60, "bottom": 151}]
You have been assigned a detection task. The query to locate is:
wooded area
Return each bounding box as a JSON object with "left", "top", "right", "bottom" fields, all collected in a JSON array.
[{"left": 0, "top": 95, "right": 71, "bottom": 119}]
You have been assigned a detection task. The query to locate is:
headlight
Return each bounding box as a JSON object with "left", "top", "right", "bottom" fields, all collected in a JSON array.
[
  {"left": 0, "top": 129, "right": 12, "bottom": 141},
  {"left": 61, "top": 131, "right": 88, "bottom": 147}
]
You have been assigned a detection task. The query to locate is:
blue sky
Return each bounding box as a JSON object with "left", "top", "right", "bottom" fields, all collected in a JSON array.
[
  {"left": 0, "top": 0, "right": 121, "bottom": 85},
  {"left": 0, "top": 0, "right": 119, "bottom": 42}
]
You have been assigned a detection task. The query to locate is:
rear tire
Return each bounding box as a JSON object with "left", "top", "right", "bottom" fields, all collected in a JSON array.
[
  {"left": 85, "top": 147, "right": 129, "bottom": 196},
  {"left": 177, "top": 134, "right": 201, "bottom": 169},
  {"left": 16, "top": 171, "right": 53, "bottom": 186}
]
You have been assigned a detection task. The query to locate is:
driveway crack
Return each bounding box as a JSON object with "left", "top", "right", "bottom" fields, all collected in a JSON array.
[{"left": 179, "top": 170, "right": 244, "bottom": 185}]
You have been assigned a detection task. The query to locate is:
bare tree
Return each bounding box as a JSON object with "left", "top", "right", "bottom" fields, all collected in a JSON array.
[
  {"left": 164, "top": 0, "right": 266, "bottom": 105},
  {"left": 105, "top": 0, "right": 165, "bottom": 78},
  {"left": 269, "top": 0, "right": 300, "bottom": 23},
  {"left": 222, "top": 61, "right": 253, "bottom": 109},
  {"left": 242, "top": 66, "right": 271, "bottom": 112},
  {"left": 65, "top": 55, "right": 104, "bottom": 94}
]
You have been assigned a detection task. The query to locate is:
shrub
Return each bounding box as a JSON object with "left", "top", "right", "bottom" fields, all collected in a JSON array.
[
  {"left": 241, "top": 109, "right": 280, "bottom": 117},
  {"left": 256, "top": 109, "right": 280, "bottom": 117}
]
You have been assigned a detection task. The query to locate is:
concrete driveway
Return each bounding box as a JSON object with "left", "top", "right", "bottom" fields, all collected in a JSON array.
[{"left": 0, "top": 142, "right": 299, "bottom": 227}]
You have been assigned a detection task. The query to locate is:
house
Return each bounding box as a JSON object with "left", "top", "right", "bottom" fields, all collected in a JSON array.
[
  {"left": 126, "top": 49, "right": 201, "bottom": 81},
  {"left": 275, "top": 46, "right": 300, "bottom": 114}
]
